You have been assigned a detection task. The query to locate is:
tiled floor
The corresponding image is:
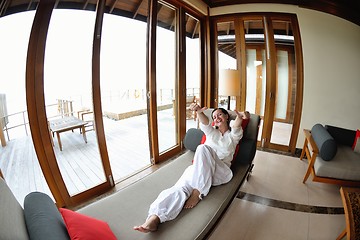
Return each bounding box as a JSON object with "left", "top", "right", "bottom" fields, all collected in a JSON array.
[{"left": 208, "top": 150, "right": 346, "bottom": 240}]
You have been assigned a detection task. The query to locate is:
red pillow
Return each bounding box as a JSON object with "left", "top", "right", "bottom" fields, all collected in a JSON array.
[
  {"left": 353, "top": 129, "right": 360, "bottom": 153},
  {"left": 241, "top": 118, "right": 250, "bottom": 130},
  {"left": 59, "top": 208, "right": 117, "bottom": 240}
]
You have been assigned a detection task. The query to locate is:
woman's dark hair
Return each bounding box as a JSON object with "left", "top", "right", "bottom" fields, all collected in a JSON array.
[{"left": 211, "top": 108, "right": 230, "bottom": 127}]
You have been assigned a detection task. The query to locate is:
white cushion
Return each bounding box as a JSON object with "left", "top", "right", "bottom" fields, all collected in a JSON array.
[
  {"left": 314, "top": 145, "right": 360, "bottom": 181},
  {"left": 0, "top": 178, "right": 29, "bottom": 240}
]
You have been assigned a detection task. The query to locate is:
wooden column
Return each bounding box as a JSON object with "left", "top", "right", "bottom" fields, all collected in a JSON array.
[
  {"left": 147, "top": 0, "right": 159, "bottom": 164},
  {"left": 26, "top": 0, "right": 69, "bottom": 207},
  {"left": 0, "top": 120, "right": 5, "bottom": 147}
]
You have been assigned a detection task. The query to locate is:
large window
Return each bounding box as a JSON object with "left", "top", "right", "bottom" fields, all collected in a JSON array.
[
  {"left": 44, "top": 10, "right": 106, "bottom": 196},
  {"left": 101, "top": 13, "right": 151, "bottom": 182},
  {"left": 156, "top": 2, "right": 178, "bottom": 153},
  {"left": 1, "top": 0, "right": 204, "bottom": 206},
  {"left": 0, "top": 11, "right": 53, "bottom": 205},
  {"left": 217, "top": 21, "right": 237, "bottom": 110},
  {"left": 185, "top": 14, "right": 201, "bottom": 131}
]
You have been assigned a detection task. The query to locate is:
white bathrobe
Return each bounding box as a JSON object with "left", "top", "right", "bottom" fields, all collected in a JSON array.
[{"left": 147, "top": 121, "right": 243, "bottom": 223}]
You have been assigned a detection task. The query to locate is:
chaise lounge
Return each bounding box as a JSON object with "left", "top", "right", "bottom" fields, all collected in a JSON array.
[{"left": 1, "top": 109, "right": 260, "bottom": 240}]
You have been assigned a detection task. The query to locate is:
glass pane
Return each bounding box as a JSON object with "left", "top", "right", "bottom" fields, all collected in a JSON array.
[
  {"left": 260, "top": 49, "right": 267, "bottom": 116},
  {"left": 44, "top": 10, "right": 106, "bottom": 196},
  {"left": 243, "top": 19, "right": 267, "bottom": 142},
  {"left": 0, "top": 11, "right": 53, "bottom": 205},
  {"left": 275, "top": 50, "right": 289, "bottom": 119},
  {"left": 217, "top": 21, "right": 237, "bottom": 109},
  {"left": 100, "top": 12, "right": 151, "bottom": 182},
  {"left": 245, "top": 49, "right": 256, "bottom": 113},
  {"left": 185, "top": 13, "right": 200, "bottom": 131},
  {"left": 270, "top": 20, "right": 295, "bottom": 146},
  {"left": 156, "top": 2, "right": 177, "bottom": 153}
]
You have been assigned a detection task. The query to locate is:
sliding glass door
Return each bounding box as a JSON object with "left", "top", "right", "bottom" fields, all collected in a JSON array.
[
  {"left": 156, "top": 2, "right": 178, "bottom": 153},
  {"left": 44, "top": 9, "right": 107, "bottom": 197},
  {"left": 100, "top": 13, "right": 151, "bottom": 183},
  {"left": 214, "top": 14, "right": 303, "bottom": 154},
  {"left": 23, "top": 0, "right": 205, "bottom": 207}
]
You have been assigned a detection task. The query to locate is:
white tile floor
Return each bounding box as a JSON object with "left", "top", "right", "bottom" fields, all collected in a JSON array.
[{"left": 208, "top": 150, "right": 346, "bottom": 240}]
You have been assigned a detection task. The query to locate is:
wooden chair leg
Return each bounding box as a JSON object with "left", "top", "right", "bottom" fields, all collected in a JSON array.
[
  {"left": 336, "top": 228, "right": 346, "bottom": 240},
  {"left": 300, "top": 138, "right": 308, "bottom": 160},
  {"left": 301, "top": 138, "right": 311, "bottom": 183},
  {"left": 302, "top": 165, "right": 312, "bottom": 183}
]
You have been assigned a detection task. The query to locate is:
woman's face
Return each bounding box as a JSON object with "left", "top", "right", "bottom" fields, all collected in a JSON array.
[{"left": 212, "top": 109, "right": 229, "bottom": 128}]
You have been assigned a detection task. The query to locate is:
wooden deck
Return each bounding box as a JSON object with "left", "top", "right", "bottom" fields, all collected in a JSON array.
[{"left": 0, "top": 109, "right": 197, "bottom": 205}]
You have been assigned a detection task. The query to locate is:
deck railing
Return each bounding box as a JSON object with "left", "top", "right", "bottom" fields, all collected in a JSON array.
[
  {"left": 0, "top": 102, "right": 59, "bottom": 143},
  {"left": 0, "top": 88, "right": 200, "bottom": 145}
]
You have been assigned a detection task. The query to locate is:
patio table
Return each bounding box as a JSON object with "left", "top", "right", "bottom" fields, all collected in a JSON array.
[{"left": 49, "top": 116, "right": 87, "bottom": 151}]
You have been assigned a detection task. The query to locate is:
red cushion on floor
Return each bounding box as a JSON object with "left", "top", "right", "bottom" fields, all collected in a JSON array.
[{"left": 59, "top": 208, "right": 117, "bottom": 240}]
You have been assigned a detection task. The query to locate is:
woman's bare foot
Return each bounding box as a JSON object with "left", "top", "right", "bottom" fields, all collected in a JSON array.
[
  {"left": 133, "top": 215, "right": 160, "bottom": 233},
  {"left": 184, "top": 189, "right": 201, "bottom": 209}
]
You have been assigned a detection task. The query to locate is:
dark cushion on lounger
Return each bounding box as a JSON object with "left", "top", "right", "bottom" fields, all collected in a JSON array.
[
  {"left": 183, "top": 128, "right": 204, "bottom": 152},
  {"left": 325, "top": 125, "right": 356, "bottom": 147},
  {"left": 24, "top": 192, "right": 70, "bottom": 240},
  {"left": 311, "top": 124, "right": 337, "bottom": 161}
]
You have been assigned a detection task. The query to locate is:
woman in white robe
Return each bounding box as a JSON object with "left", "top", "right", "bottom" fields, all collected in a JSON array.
[{"left": 134, "top": 104, "right": 247, "bottom": 233}]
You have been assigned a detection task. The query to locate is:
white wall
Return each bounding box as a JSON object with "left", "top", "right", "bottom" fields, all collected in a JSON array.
[{"left": 210, "top": 4, "right": 360, "bottom": 148}]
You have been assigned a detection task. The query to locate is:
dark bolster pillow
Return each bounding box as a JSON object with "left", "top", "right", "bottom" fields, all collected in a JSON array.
[
  {"left": 183, "top": 128, "right": 204, "bottom": 152},
  {"left": 24, "top": 192, "right": 70, "bottom": 240},
  {"left": 325, "top": 125, "right": 356, "bottom": 147},
  {"left": 311, "top": 124, "right": 337, "bottom": 161}
]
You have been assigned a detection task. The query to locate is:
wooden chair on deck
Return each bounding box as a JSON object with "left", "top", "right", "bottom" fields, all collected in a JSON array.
[
  {"left": 186, "top": 96, "right": 196, "bottom": 120},
  {"left": 172, "top": 96, "right": 197, "bottom": 120},
  {"left": 77, "top": 109, "right": 94, "bottom": 132}
]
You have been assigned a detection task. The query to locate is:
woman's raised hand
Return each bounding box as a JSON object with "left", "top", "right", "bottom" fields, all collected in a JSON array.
[
  {"left": 232, "top": 110, "right": 245, "bottom": 128},
  {"left": 188, "top": 103, "right": 207, "bottom": 113}
]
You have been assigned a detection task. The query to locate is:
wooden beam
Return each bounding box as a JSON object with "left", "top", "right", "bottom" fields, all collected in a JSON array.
[
  {"left": 157, "top": 3, "right": 163, "bottom": 14},
  {"left": 27, "top": 0, "right": 34, "bottom": 10},
  {"left": 288, "top": 15, "right": 304, "bottom": 154},
  {"left": 226, "top": 22, "right": 230, "bottom": 35},
  {"left": 178, "top": 7, "right": 186, "bottom": 147},
  {"left": 192, "top": 21, "right": 199, "bottom": 38},
  {"left": 26, "top": 0, "right": 70, "bottom": 207},
  {"left": 83, "top": 0, "right": 90, "bottom": 10},
  {"left": 54, "top": 0, "right": 60, "bottom": 9},
  {"left": 0, "top": 0, "right": 10, "bottom": 16},
  {"left": 133, "top": 0, "right": 144, "bottom": 19},
  {"left": 261, "top": 16, "right": 276, "bottom": 148},
  {"left": 91, "top": 0, "right": 114, "bottom": 189},
  {"left": 0, "top": 119, "right": 5, "bottom": 147},
  {"left": 147, "top": 0, "right": 159, "bottom": 163},
  {"left": 110, "top": 0, "right": 118, "bottom": 13},
  {"left": 170, "top": 16, "right": 175, "bottom": 30}
]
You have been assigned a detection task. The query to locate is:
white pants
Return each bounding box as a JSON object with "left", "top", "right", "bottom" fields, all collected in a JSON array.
[{"left": 147, "top": 145, "right": 233, "bottom": 223}]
